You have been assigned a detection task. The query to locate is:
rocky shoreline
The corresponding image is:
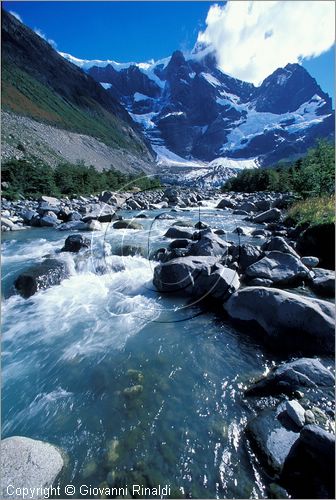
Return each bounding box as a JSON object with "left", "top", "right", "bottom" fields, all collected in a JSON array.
[{"left": 2, "top": 187, "right": 335, "bottom": 498}]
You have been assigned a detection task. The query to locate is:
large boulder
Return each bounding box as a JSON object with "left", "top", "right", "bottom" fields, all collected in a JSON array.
[
  {"left": 0, "top": 436, "right": 64, "bottom": 499},
  {"left": 231, "top": 243, "right": 263, "bottom": 271},
  {"left": 246, "top": 406, "right": 300, "bottom": 475},
  {"left": 164, "top": 227, "right": 194, "bottom": 239},
  {"left": 253, "top": 208, "right": 282, "bottom": 224},
  {"left": 224, "top": 287, "right": 335, "bottom": 354},
  {"left": 14, "top": 259, "right": 70, "bottom": 298},
  {"left": 310, "top": 268, "right": 335, "bottom": 298},
  {"left": 236, "top": 201, "right": 258, "bottom": 212},
  {"left": 216, "top": 198, "right": 235, "bottom": 209},
  {"left": 281, "top": 425, "right": 335, "bottom": 499},
  {"left": 58, "top": 221, "right": 88, "bottom": 231},
  {"left": 61, "top": 234, "right": 91, "bottom": 253},
  {"left": 261, "top": 236, "right": 299, "bottom": 258},
  {"left": 153, "top": 256, "right": 239, "bottom": 300},
  {"left": 113, "top": 220, "right": 143, "bottom": 230},
  {"left": 245, "top": 251, "right": 312, "bottom": 286},
  {"left": 246, "top": 358, "right": 335, "bottom": 397},
  {"left": 186, "top": 230, "right": 229, "bottom": 257},
  {"left": 296, "top": 223, "right": 335, "bottom": 270},
  {"left": 40, "top": 213, "right": 60, "bottom": 227},
  {"left": 38, "top": 195, "right": 60, "bottom": 206}
]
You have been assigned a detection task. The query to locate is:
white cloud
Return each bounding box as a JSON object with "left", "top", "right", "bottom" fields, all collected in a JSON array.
[
  {"left": 34, "top": 28, "right": 57, "bottom": 49},
  {"left": 197, "top": 1, "right": 335, "bottom": 85},
  {"left": 9, "top": 11, "right": 23, "bottom": 23}
]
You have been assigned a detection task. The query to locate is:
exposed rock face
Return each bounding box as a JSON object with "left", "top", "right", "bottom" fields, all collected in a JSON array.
[
  {"left": 14, "top": 259, "right": 70, "bottom": 298},
  {"left": 0, "top": 436, "right": 64, "bottom": 499},
  {"left": 281, "top": 425, "right": 335, "bottom": 499},
  {"left": 246, "top": 358, "right": 335, "bottom": 396},
  {"left": 261, "top": 236, "right": 299, "bottom": 257},
  {"left": 223, "top": 287, "right": 335, "bottom": 354},
  {"left": 82, "top": 49, "right": 334, "bottom": 165},
  {"left": 231, "top": 243, "right": 263, "bottom": 272}
]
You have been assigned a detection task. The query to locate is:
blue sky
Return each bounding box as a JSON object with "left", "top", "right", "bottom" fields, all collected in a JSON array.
[{"left": 3, "top": 1, "right": 335, "bottom": 100}]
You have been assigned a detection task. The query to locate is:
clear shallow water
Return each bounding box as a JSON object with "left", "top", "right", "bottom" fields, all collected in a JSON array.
[{"left": 2, "top": 206, "right": 279, "bottom": 498}]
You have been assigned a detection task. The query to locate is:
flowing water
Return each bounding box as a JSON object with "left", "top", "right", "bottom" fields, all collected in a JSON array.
[{"left": 2, "top": 205, "right": 284, "bottom": 498}]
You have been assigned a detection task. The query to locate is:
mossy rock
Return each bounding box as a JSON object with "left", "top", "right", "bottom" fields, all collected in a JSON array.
[
  {"left": 127, "top": 369, "right": 144, "bottom": 384},
  {"left": 123, "top": 385, "right": 143, "bottom": 397},
  {"left": 105, "top": 438, "right": 119, "bottom": 466},
  {"left": 81, "top": 459, "right": 97, "bottom": 479}
]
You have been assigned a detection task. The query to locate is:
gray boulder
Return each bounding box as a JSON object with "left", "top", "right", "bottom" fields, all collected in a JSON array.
[
  {"left": 236, "top": 201, "right": 258, "bottom": 212},
  {"left": 40, "top": 213, "right": 60, "bottom": 227},
  {"left": 285, "top": 400, "right": 305, "bottom": 428},
  {"left": 58, "top": 221, "right": 88, "bottom": 231},
  {"left": 281, "top": 425, "right": 335, "bottom": 498},
  {"left": 224, "top": 287, "right": 335, "bottom": 354},
  {"left": 113, "top": 220, "right": 143, "bottom": 230},
  {"left": 301, "top": 256, "right": 319, "bottom": 268},
  {"left": 216, "top": 198, "right": 235, "bottom": 209},
  {"left": 14, "top": 259, "right": 70, "bottom": 298},
  {"left": 20, "top": 209, "right": 38, "bottom": 224},
  {"left": 262, "top": 236, "right": 299, "bottom": 258},
  {"left": 61, "top": 234, "right": 90, "bottom": 253},
  {"left": 39, "top": 195, "right": 60, "bottom": 206},
  {"left": 245, "top": 251, "right": 312, "bottom": 286},
  {"left": 253, "top": 208, "right": 282, "bottom": 223},
  {"left": 153, "top": 256, "right": 239, "bottom": 300},
  {"left": 246, "top": 358, "right": 335, "bottom": 397},
  {"left": 0, "top": 436, "right": 64, "bottom": 500},
  {"left": 246, "top": 406, "right": 300, "bottom": 474},
  {"left": 164, "top": 227, "right": 194, "bottom": 239},
  {"left": 310, "top": 268, "right": 335, "bottom": 298},
  {"left": 231, "top": 243, "right": 263, "bottom": 271},
  {"left": 186, "top": 230, "right": 229, "bottom": 257}
]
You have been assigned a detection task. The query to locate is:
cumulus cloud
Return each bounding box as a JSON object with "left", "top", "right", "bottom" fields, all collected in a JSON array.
[
  {"left": 197, "top": 1, "right": 335, "bottom": 85},
  {"left": 34, "top": 28, "right": 57, "bottom": 49},
  {"left": 9, "top": 10, "right": 23, "bottom": 23}
]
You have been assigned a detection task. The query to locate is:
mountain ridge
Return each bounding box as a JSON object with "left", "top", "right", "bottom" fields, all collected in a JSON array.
[{"left": 61, "top": 48, "right": 334, "bottom": 168}]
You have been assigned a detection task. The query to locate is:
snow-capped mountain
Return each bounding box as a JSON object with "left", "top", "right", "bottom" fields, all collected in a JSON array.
[{"left": 60, "top": 49, "right": 334, "bottom": 169}]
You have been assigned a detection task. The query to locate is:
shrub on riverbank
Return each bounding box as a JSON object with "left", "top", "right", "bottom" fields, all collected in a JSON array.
[
  {"left": 2, "top": 158, "right": 161, "bottom": 199},
  {"left": 222, "top": 140, "right": 335, "bottom": 197},
  {"left": 286, "top": 195, "right": 335, "bottom": 226}
]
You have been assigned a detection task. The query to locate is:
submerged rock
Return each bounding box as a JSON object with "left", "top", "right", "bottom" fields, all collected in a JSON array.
[
  {"left": 224, "top": 287, "right": 335, "bottom": 354},
  {"left": 14, "top": 259, "right": 70, "bottom": 298},
  {"left": 0, "top": 436, "right": 64, "bottom": 499},
  {"left": 246, "top": 358, "right": 335, "bottom": 396}
]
